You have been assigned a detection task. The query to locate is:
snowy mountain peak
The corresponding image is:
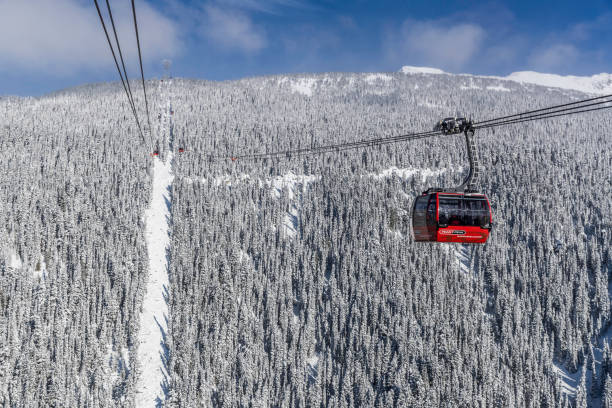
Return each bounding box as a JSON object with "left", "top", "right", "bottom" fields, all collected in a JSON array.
[
  {"left": 505, "top": 71, "right": 612, "bottom": 95},
  {"left": 399, "top": 65, "right": 612, "bottom": 95}
]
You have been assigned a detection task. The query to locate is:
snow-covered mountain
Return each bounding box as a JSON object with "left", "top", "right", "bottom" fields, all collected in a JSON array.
[
  {"left": 1, "top": 70, "right": 611, "bottom": 407},
  {"left": 505, "top": 71, "right": 612, "bottom": 95},
  {"left": 399, "top": 66, "right": 446, "bottom": 75},
  {"left": 400, "top": 65, "right": 612, "bottom": 95}
]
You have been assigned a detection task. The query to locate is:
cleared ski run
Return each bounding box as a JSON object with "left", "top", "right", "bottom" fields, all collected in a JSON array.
[{"left": 136, "top": 82, "right": 174, "bottom": 407}]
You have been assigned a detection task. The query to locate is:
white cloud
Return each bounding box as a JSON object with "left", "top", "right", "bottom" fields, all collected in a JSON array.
[
  {"left": 209, "top": 0, "right": 311, "bottom": 14},
  {"left": 393, "top": 19, "right": 485, "bottom": 71},
  {"left": 528, "top": 44, "right": 579, "bottom": 72},
  {"left": 202, "top": 5, "right": 266, "bottom": 53},
  {"left": 568, "top": 13, "right": 611, "bottom": 42},
  {"left": 0, "top": 0, "right": 181, "bottom": 75}
]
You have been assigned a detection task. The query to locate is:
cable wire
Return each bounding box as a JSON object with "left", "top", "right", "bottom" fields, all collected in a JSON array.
[
  {"left": 474, "top": 93, "right": 612, "bottom": 126},
  {"left": 131, "top": 0, "right": 152, "bottom": 137},
  {"left": 224, "top": 94, "right": 612, "bottom": 161},
  {"left": 93, "top": 0, "right": 145, "bottom": 142},
  {"left": 475, "top": 103, "right": 612, "bottom": 130},
  {"left": 231, "top": 129, "right": 440, "bottom": 160},
  {"left": 103, "top": 0, "right": 145, "bottom": 143}
]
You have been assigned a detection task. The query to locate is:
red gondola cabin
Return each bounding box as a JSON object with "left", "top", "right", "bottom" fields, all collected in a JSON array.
[{"left": 412, "top": 191, "right": 493, "bottom": 244}]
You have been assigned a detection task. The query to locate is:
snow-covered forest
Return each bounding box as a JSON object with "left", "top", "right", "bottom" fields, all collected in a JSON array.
[{"left": 1, "top": 70, "right": 611, "bottom": 407}]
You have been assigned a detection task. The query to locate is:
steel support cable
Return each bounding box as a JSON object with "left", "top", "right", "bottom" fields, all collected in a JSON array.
[
  {"left": 262, "top": 98, "right": 612, "bottom": 159},
  {"left": 280, "top": 131, "right": 443, "bottom": 159},
  {"left": 103, "top": 0, "right": 146, "bottom": 144},
  {"left": 228, "top": 100, "right": 611, "bottom": 161},
  {"left": 275, "top": 131, "right": 440, "bottom": 158},
  {"left": 479, "top": 98, "right": 612, "bottom": 129},
  {"left": 212, "top": 94, "right": 612, "bottom": 161},
  {"left": 475, "top": 104, "right": 612, "bottom": 130},
  {"left": 241, "top": 98, "right": 612, "bottom": 160},
  {"left": 234, "top": 129, "right": 439, "bottom": 160},
  {"left": 201, "top": 130, "right": 442, "bottom": 161},
  {"left": 474, "top": 93, "right": 612, "bottom": 126},
  {"left": 196, "top": 132, "right": 430, "bottom": 160},
  {"left": 474, "top": 99, "right": 612, "bottom": 129},
  {"left": 474, "top": 98, "right": 612, "bottom": 129},
  {"left": 131, "top": 0, "right": 152, "bottom": 137},
  {"left": 93, "top": 0, "right": 144, "bottom": 142}
]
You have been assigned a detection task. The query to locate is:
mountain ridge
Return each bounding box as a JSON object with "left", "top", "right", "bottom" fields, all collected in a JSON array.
[{"left": 400, "top": 65, "right": 612, "bottom": 95}]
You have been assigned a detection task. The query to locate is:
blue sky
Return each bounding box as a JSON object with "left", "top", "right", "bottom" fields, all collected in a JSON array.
[{"left": 0, "top": 0, "right": 610, "bottom": 96}]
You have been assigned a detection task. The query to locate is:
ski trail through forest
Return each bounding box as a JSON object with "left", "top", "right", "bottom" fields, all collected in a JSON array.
[{"left": 136, "top": 80, "right": 174, "bottom": 407}]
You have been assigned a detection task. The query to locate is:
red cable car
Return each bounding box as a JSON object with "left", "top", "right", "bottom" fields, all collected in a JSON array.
[
  {"left": 412, "top": 191, "right": 492, "bottom": 243},
  {"left": 412, "top": 119, "right": 493, "bottom": 244}
]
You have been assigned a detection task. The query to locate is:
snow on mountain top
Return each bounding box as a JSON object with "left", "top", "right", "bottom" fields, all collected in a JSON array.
[
  {"left": 486, "top": 85, "right": 511, "bottom": 92},
  {"left": 365, "top": 73, "right": 393, "bottom": 83},
  {"left": 291, "top": 78, "right": 316, "bottom": 96},
  {"left": 505, "top": 71, "right": 612, "bottom": 95},
  {"left": 400, "top": 66, "right": 446, "bottom": 75},
  {"left": 399, "top": 65, "right": 612, "bottom": 95}
]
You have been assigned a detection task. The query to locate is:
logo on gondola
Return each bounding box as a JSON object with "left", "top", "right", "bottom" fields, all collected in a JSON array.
[{"left": 440, "top": 230, "right": 465, "bottom": 235}]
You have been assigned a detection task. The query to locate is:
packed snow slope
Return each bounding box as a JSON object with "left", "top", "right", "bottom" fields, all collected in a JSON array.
[
  {"left": 0, "top": 69, "right": 611, "bottom": 407},
  {"left": 136, "top": 78, "right": 174, "bottom": 407}
]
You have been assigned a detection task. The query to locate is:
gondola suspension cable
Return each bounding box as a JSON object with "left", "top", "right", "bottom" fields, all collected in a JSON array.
[
  {"left": 104, "top": 0, "right": 145, "bottom": 141},
  {"left": 131, "top": 0, "right": 152, "bottom": 137},
  {"left": 223, "top": 94, "right": 612, "bottom": 161},
  {"left": 474, "top": 93, "right": 612, "bottom": 126},
  {"left": 281, "top": 131, "right": 444, "bottom": 159},
  {"left": 475, "top": 103, "right": 612, "bottom": 130},
  {"left": 200, "top": 130, "right": 442, "bottom": 161},
  {"left": 236, "top": 129, "right": 440, "bottom": 160},
  {"left": 93, "top": 0, "right": 145, "bottom": 143}
]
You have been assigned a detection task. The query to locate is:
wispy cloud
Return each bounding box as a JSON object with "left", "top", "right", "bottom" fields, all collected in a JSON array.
[
  {"left": 528, "top": 44, "right": 580, "bottom": 73},
  {"left": 201, "top": 5, "right": 267, "bottom": 53},
  {"left": 383, "top": 7, "right": 612, "bottom": 77},
  {"left": 523, "top": 14, "right": 611, "bottom": 74},
  {"left": 208, "top": 0, "right": 313, "bottom": 14},
  {"left": 0, "top": 0, "right": 181, "bottom": 75},
  {"left": 386, "top": 18, "right": 485, "bottom": 71},
  {"left": 568, "top": 13, "right": 612, "bottom": 42}
]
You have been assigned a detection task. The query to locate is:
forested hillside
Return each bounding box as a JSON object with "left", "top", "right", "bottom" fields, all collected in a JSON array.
[
  {"left": 1, "top": 71, "right": 611, "bottom": 407},
  {"left": 0, "top": 85, "right": 156, "bottom": 406}
]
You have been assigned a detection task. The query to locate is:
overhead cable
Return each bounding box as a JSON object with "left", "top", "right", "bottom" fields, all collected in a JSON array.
[
  {"left": 236, "top": 129, "right": 439, "bottom": 160},
  {"left": 475, "top": 103, "right": 612, "bottom": 130},
  {"left": 103, "top": 0, "right": 145, "bottom": 142},
  {"left": 474, "top": 93, "right": 612, "bottom": 126},
  {"left": 131, "top": 0, "right": 152, "bottom": 136},
  {"left": 93, "top": 0, "right": 146, "bottom": 143},
  {"left": 225, "top": 94, "right": 612, "bottom": 161}
]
